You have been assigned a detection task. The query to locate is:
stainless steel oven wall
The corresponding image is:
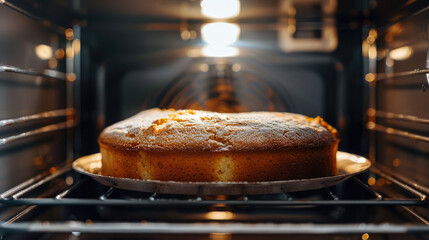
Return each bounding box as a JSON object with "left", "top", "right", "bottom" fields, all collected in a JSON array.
[
  {"left": 365, "top": 0, "right": 429, "bottom": 192},
  {"left": 0, "top": 3, "right": 71, "bottom": 192}
]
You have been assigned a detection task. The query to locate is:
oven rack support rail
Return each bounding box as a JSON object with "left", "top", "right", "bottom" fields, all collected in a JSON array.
[
  {"left": 0, "top": 64, "right": 67, "bottom": 81},
  {"left": 365, "top": 67, "right": 429, "bottom": 82},
  {"left": 0, "top": 64, "right": 76, "bottom": 146},
  {"left": 0, "top": 161, "right": 428, "bottom": 234}
]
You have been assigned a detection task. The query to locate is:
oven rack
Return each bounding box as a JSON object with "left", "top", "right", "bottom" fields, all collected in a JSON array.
[
  {"left": 0, "top": 162, "right": 428, "bottom": 234},
  {"left": 365, "top": 67, "right": 429, "bottom": 82},
  {"left": 0, "top": 64, "right": 76, "bottom": 146},
  {"left": 0, "top": 163, "right": 428, "bottom": 206},
  {"left": 0, "top": 64, "right": 67, "bottom": 81},
  {"left": 364, "top": 65, "right": 429, "bottom": 144}
]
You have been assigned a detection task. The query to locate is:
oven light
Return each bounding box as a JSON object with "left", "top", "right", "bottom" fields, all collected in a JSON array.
[
  {"left": 48, "top": 58, "right": 57, "bottom": 68},
  {"left": 389, "top": 46, "right": 413, "bottom": 61},
  {"left": 66, "top": 47, "right": 74, "bottom": 59},
  {"left": 34, "top": 44, "right": 53, "bottom": 60},
  {"left": 205, "top": 211, "right": 235, "bottom": 220},
  {"left": 55, "top": 49, "right": 65, "bottom": 59},
  {"left": 201, "top": 23, "right": 240, "bottom": 46},
  {"left": 65, "top": 176, "right": 74, "bottom": 185},
  {"left": 65, "top": 28, "right": 74, "bottom": 40},
  {"left": 201, "top": 0, "right": 240, "bottom": 19},
  {"left": 365, "top": 73, "right": 375, "bottom": 83},
  {"left": 393, "top": 158, "right": 400, "bottom": 167},
  {"left": 200, "top": 63, "right": 209, "bottom": 72},
  {"left": 368, "top": 45, "right": 377, "bottom": 59},
  {"left": 232, "top": 63, "right": 241, "bottom": 72},
  {"left": 368, "top": 177, "right": 376, "bottom": 186},
  {"left": 210, "top": 233, "right": 232, "bottom": 240},
  {"left": 202, "top": 46, "right": 239, "bottom": 57},
  {"left": 72, "top": 39, "right": 81, "bottom": 55}
]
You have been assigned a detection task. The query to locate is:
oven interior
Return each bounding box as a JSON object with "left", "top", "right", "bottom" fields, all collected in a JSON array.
[{"left": 0, "top": 0, "right": 428, "bottom": 239}]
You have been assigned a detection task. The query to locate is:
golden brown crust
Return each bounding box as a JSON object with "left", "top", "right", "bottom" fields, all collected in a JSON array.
[
  {"left": 100, "top": 142, "right": 338, "bottom": 182},
  {"left": 98, "top": 108, "right": 340, "bottom": 153}
]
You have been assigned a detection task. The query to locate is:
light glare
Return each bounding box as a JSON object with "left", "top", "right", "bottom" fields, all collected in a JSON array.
[
  {"left": 390, "top": 46, "right": 413, "bottom": 61},
  {"left": 232, "top": 63, "right": 241, "bottom": 72},
  {"left": 368, "top": 46, "right": 377, "bottom": 59},
  {"left": 34, "top": 44, "right": 53, "bottom": 60},
  {"left": 205, "top": 211, "right": 235, "bottom": 220},
  {"left": 201, "top": 23, "right": 240, "bottom": 46},
  {"left": 202, "top": 46, "right": 239, "bottom": 57},
  {"left": 72, "top": 39, "right": 81, "bottom": 55},
  {"left": 200, "top": 63, "right": 209, "bottom": 72},
  {"left": 201, "top": 0, "right": 240, "bottom": 19}
]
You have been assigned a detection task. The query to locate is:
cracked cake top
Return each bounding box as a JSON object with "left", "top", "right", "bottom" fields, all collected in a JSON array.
[{"left": 98, "top": 108, "right": 340, "bottom": 152}]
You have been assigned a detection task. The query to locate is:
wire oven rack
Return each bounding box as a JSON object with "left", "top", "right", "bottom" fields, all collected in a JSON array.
[{"left": 0, "top": 161, "right": 428, "bottom": 235}]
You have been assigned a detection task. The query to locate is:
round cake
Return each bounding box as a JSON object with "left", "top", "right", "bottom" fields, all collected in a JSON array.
[{"left": 98, "top": 108, "right": 340, "bottom": 182}]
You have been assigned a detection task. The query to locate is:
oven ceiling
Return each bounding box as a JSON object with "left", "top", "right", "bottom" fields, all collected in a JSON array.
[{"left": 86, "top": 0, "right": 278, "bottom": 20}]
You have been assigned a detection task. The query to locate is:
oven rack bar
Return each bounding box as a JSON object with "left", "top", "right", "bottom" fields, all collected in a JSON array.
[
  {"left": 0, "top": 120, "right": 75, "bottom": 146},
  {"left": 401, "top": 206, "right": 429, "bottom": 226},
  {"left": 5, "top": 206, "right": 37, "bottom": 224},
  {"left": 0, "top": 65, "right": 67, "bottom": 81},
  {"left": 1, "top": 222, "right": 429, "bottom": 234},
  {"left": 0, "top": 163, "right": 71, "bottom": 199},
  {"left": 367, "top": 122, "right": 429, "bottom": 143},
  {"left": 0, "top": 108, "right": 75, "bottom": 128},
  {"left": 368, "top": 67, "right": 429, "bottom": 82},
  {"left": 1, "top": 198, "right": 427, "bottom": 207},
  {"left": 371, "top": 167, "right": 427, "bottom": 201},
  {"left": 373, "top": 110, "right": 429, "bottom": 125},
  {"left": 375, "top": 164, "right": 429, "bottom": 195},
  {"left": 351, "top": 177, "right": 383, "bottom": 200},
  {"left": 0, "top": 165, "right": 428, "bottom": 207}
]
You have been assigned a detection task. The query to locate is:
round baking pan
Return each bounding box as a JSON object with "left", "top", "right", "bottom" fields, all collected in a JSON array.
[{"left": 73, "top": 151, "right": 371, "bottom": 195}]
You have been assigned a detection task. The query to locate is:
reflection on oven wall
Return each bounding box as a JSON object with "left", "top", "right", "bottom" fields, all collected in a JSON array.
[
  {"left": 0, "top": 5, "right": 69, "bottom": 192},
  {"left": 364, "top": 2, "right": 429, "bottom": 186},
  {"left": 122, "top": 61, "right": 327, "bottom": 115}
]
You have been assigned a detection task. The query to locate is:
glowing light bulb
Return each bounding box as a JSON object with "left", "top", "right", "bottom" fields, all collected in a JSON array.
[
  {"left": 205, "top": 211, "right": 235, "bottom": 220},
  {"left": 201, "top": 23, "right": 240, "bottom": 46},
  {"left": 201, "top": 0, "right": 240, "bottom": 19}
]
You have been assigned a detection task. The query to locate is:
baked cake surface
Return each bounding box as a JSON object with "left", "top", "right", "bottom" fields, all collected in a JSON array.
[{"left": 98, "top": 108, "right": 340, "bottom": 182}]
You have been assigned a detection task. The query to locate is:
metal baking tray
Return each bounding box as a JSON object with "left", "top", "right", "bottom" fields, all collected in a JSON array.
[{"left": 73, "top": 151, "right": 371, "bottom": 195}]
